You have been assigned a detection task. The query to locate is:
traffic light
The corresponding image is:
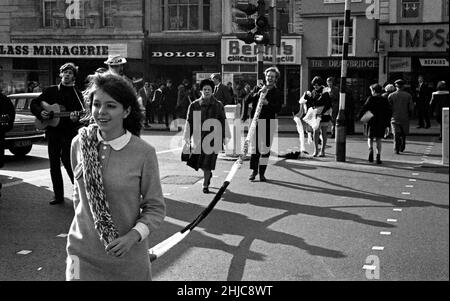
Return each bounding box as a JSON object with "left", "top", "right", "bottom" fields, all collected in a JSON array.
[{"left": 233, "top": 0, "right": 271, "bottom": 45}]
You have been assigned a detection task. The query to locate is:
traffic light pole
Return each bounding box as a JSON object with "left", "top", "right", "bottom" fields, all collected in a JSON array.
[
  {"left": 335, "top": 0, "right": 351, "bottom": 162},
  {"left": 257, "top": 44, "right": 265, "bottom": 84}
]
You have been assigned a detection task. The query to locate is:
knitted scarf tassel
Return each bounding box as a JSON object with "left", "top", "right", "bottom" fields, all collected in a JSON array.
[{"left": 79, "top": 124, "right": 119, "bottom": 247}]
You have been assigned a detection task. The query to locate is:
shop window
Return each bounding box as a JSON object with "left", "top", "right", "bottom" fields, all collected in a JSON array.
[
  {"left": 161, "top": 0, "right": 210, "bottom": 31},
  {"left": 68, "top": 0, "right": 88, "bottom": 28},
  {"left": 328, "top": 17, "right": 355, "bottom": 56},
  {"left": 103, "top": 0, "right": 114, "bottom": 27},
  {"left": 399, "top": 0, "right": 422, "bottom": 22},
  {"left": 42, "top": 0, "right": 56, "bottom": 27},
  {"left": 224, "top": 65, "right": 239, "bottom": 72}
]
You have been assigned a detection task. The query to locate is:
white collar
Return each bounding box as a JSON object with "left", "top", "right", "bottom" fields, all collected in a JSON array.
[{"left": 96, "top": 128, "right": 131, "bottom": 151}]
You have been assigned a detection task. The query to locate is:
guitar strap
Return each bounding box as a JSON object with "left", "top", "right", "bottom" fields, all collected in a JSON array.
[{"left": 57, "top": 84, "right": 85, "bottom": 111}]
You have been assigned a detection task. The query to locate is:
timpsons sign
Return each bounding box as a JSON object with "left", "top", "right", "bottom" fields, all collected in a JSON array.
[
  {"left": 221, "top": 37, "right": 301, "bottom": 65},
  {"left": 0, "top": 43, "right": 127, "bottom": 58}
]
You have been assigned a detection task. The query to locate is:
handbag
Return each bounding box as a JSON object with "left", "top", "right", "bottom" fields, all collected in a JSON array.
[
  {"left": 181, "top": 142, "right": 191, "bottom": 162},
  {"left": 360, "top": 110, "right": 374, "bottom": 123}
]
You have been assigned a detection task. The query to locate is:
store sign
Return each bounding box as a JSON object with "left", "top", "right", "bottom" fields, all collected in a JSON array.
[
  {"left": 222, "top": 37, "right": 301, "bottom": 65},
  {"left": 0, "top": 43, "right": 127, "bottom": 58},
  {"left": 380, "top": 23, "right": 449, "bottom": 52},
  {"left": 309, "top": 58, "right": 378, "bottom": 69},
  {"left": 389, "top": 57, "right": 411, "bottom": 72},
  {"left": 149, "top": 44, "right": 219, "bottom": 65},
  {"left": 419, "top": 58, "right": 449, "bottom": 67}
]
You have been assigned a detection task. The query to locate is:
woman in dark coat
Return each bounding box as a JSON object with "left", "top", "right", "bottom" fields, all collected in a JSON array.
[
  {"left": 358, "top": 83, "right": 391, "bottom": 164},
  {"left": 183, "top": 79, "right": 230, "bottom": 193},
  {"left": 429, "top": 81, "right": 449, "bottom": 141}
]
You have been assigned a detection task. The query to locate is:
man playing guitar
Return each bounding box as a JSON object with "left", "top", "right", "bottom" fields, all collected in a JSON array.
[{"left": 30, "top": 62, "right": 85, "bottom": 205}]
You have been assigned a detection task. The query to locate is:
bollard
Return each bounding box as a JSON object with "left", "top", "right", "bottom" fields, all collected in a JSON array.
[
  {"left": 224, "top": 104, "right": 241, "bottom": 157},
  {"left": 443, "top": 108, "right": 449, "bottom": 165}
]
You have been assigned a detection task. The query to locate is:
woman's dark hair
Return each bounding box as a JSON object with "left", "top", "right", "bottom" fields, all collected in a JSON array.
[
  {"left": 311, "top": 76, "right": 323, "bottom": 86},
  {"left": 370, "top": 83, "right": 383, "bottom": 94},
  {"left": 199, "top": 79, "right": 215, "bottom": 91},
  {"left": 83, "top": 72, "right": 143, "bottom": 136}
]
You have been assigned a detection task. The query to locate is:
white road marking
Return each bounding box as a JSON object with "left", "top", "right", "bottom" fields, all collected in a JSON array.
[
  {"left": 387, "top": 219, "right": 397, "bottom": 222},
  {"left": 402, "top": 192, "right": 411, "bottom": 195},
  {"left": 380, "top": 231, "right": 391, "bottom": 235},
  {"left": 405, "top": 185, "right": 414, "bottom": 188},
  {"left": 56, "top": 233, "right": 68, "bottom": 238},
  {"left": 17, "top": 250, "right": 32, "bottom": 255},
  {"left": 409, "top": 179, "right": 416, "bottom": 182},
  {"left": 397, "top": 199, "right": 407, "bottom": 202},
  {"left": 412, "top": 173, "right": 419, "bottom": 176},
  {"left": 372, "top": 246, "right": 384, "bottom": 251},
  {"left": 393, "top": 208, "right": 403, "bottom": 212},
  {"left": 37, "top": 267, "right": 43, "bottom": 271},
  {"left": 362, "top": 265, "right": 377, "bottom": 270}
]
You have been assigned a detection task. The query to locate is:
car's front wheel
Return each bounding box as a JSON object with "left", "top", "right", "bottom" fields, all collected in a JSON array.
[{"left": 9, "top": 145, "right": 32, "bottom": 157}]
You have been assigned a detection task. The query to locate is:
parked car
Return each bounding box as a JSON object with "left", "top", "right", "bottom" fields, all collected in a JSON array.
[{"left": 5, "top": 92, "right": 45, "bottom": 157}]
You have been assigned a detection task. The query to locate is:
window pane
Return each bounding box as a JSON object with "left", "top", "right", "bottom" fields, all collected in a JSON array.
[
  {"left": 179, "top": 5, "right": 188, "bottom": 29},
  {"left": 203, "top": 1, "right": 210, "bottom": 30},
  {"left": 189, "top": 5, "right": 198, "bottom": 29},
  {"left": 402, "top": 0, "right": 420, "bottom": 18},
  {"left": 169, "top": 6, "right": 178, "bottom": 29}
]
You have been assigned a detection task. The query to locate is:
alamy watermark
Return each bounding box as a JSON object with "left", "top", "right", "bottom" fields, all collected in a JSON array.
[{"left": 66, "top": 255, "right": 80, "bottom": 280}]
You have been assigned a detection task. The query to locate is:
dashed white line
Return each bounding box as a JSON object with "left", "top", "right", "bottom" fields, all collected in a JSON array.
[
  {"left": 393, "top": 208, "right": 403, "bottom": 212},
  {"left": 402, "top": 192, "right": 411, "bottom": 195},
  {"left": 56, "top": 233, "right": 68, "bottom": 238},
  {"left": 372, "top": 246, "right": 385, "bottom": 251},
  {"left": 380, "top": 231, "right": 391, "bottom": 235},
  {"left": 397, "top": 200, "right": 407, "bottom": 203},
  {"left": 17, "top": 250, "right": 32, "bottom": 255},
  {"left": 405, "top": 185, "right": 414, "bottom": 188},
  {"left": 387, "top": 219, "right": 397, "bottom": 223},
  {"left": 412, "top": 173, "right": 419, "bottom": 176},
  {"left": 409, "top": 179, "right": 416, "bottom": 182}
]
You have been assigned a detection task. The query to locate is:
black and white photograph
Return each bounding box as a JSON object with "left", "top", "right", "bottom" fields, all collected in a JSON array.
[{"left": 0, "top": 0, "right": 448, "bottom": 291}]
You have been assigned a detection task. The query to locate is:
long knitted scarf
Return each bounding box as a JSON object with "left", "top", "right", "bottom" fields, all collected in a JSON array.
[{"left": 79, "top": 124, "right": 119, "bottom": 247}]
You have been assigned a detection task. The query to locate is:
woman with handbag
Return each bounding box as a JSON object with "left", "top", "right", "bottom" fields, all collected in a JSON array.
[
  {"left": 358, "top": 83, "right": 391, "bottom": 164},
  {"left": 183, "top": 79, "right": 230, "bottom": 193},
  {"left": 302, "top": 76, "right": 332, "bottom": 157}
]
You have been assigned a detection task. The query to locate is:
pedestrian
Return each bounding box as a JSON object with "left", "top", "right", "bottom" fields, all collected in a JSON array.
[
  {"left": 358, "top": 83, "right": 391, "bottom": 164},
  {"left": 210, "top": 73, "right": 233, "bottom": 106},
  {"left": 176, "top": 79, "right": 191, "bottom": 122},
  {"left": 415, "top": 75, "right": 432, "bottom": 129},
  {"left": 33, "top": 81, "right": 42, "bottom": 92},
  {"left": 183, "top": 78, "right": 229, "bottom": 193},
  {"left": 30, "top": 62, "right": 85, "bottom": 205},
  {"left": 241, "top": 67, "right": 282, "bottom": 181},
  {"left": 302, "top": 76, "right": 332, "bottom": 157},
  {"left": 324, "top": 77, "right": 339, "bottom": 138},
  {"left": 381, "top": 84, "right": 396, "bottom": 139},
  {"left": 152, "top": 83, "right": 166, "bottom": 125},
  {"left": 163, "top": 79, "right": 178, "bottom": 128},
  {"left": 0, "top": 91, "right": 15, "bottom": 197},
  {"left": 388, "top": 79, "right": 414, "bottom": 154},
  {"left": 66, "top": 72, "right": 166, "bottom": 281},
  {"left": 429, "top": 81, "right": 449, "bottom": 141},
  {"left": 104, "top": 54, "right": 133, "bottom": 84},
  {"left": 138, "top": 81, "right": 152, "bottom": 127},
  {"left": 226, "top": 82, "right": 237, "bottom": 104}
]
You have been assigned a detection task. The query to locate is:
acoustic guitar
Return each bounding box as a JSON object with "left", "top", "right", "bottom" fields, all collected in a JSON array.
[{"left": 35, "top": 101, "right": 85, "bottom": 130}]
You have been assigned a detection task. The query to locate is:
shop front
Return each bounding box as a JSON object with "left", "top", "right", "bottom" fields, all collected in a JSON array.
[
  {"left": 145, "top": 40, "right": 221, "bottom": 87},
  {"left": 379, "top": 22, "right": 449, "bottom": 90},
  {"left": 0, "top": 43, "right": 129, "bottom": 93},
  {"left": 221, "top": 36, "right": 302, "bottom": 115}
]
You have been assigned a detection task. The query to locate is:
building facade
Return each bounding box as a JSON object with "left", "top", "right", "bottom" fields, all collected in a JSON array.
[
  {"left": 377, "top": 0, "right": 449, "bottom": 90},
  {"left": 301, "top": 0, "right": 380, "bottom": 123},
  {"left": 223, "top": 0, "right": 303, "bottom": 114},
  {"left": 143, "top": 0, "right": 223, "bottom": 87},
  {"left": 0, "top": 0, "right": 144, "bottom": 93}
]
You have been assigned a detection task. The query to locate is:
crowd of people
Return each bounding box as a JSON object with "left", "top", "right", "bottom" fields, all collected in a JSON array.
[
  {"left": 1, "top": 52, "right": 449, "bottom": 280},
  {"left": 292, "top": 75, "right": 449, "bottom": 164}
]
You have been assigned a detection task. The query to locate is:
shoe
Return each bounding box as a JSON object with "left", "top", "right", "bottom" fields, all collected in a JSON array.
[
  {"left": 249, "top": 171, "right": 257, "bottom": 181},
  {"left": 319, "top": 153, "right": 325, "bottom": 157},
  {"left": 376, "top": 154, "right": 382, "bottom": 164},
  {"left": 395, "top": 150, "right": 400, "bottom": 154},
  {"left": 401, "top": 143, "right": 405, "bottom": 152},
  {"left": 259, "top": 165, "right": 267, "bottom": 182},
  {"left": 368, "top": 150, "right": 374, "bottom": 162},
  {"left": 259, "top": 174, "right": 267, "bottom": 182},
  {"left": 202, "top": 187, "right": 209, "bottom": 194},
  {"left": 49, "top": 198, "right": 64, "bottom": 205}
]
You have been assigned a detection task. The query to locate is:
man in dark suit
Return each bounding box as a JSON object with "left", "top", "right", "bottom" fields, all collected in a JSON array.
[
  {"left": 415, "top": 75, "right": 432, "bottom": 128},
  {"left": 30, "top": 62, "right": 84, "bottom": 205},
  {"left": 138, "top": 81, "right": 152, "bottom": 127},
  {"left": 210, "top": 73, "right": 233, "bottom": 106},
  {"left": 163, "top": 79, "right": 178, "bottom": 128},
  {"left": 0, "top": 91, "right": 15, "bottom": 197}
]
